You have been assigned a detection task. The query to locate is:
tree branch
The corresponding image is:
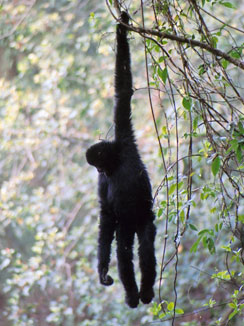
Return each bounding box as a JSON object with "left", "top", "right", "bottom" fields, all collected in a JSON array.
[{"left": 120, "top": 21, "right": 244, "bottom": 70}]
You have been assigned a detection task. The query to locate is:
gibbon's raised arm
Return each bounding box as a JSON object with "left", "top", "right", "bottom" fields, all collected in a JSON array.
[{"left": 114, "top": 12, "right": 134, "bottom": 142}]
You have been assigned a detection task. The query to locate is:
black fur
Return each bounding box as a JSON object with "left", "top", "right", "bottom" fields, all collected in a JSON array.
[{"left": 86, "top": 12, "right": 156, "bottom": 308}]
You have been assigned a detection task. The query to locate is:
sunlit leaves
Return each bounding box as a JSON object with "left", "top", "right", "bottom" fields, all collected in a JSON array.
[
  {"left": 0, "top": 0, "right": 244, "bottom": 324},
  {"left": 203, "top": 298, "right": 216, "bottom": 308},
  {"left": 150, "top": 301, "right": 184, "bottom": 320},
  {"left": 212, "top": 270, "right": 231, "bottom": 280}
]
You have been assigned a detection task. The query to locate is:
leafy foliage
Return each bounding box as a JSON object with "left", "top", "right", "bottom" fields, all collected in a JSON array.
[{"left": 0, "top": 0, "right": 244, "bottom": 325}]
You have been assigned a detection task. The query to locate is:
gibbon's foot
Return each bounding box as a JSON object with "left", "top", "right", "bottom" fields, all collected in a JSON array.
[
  {"left": 125, "top": 290, "right": 140, "bottom": 308},
  {"left": 100, "top": 268, "right": 114, "bottom": 286},
  {"left": 140, "top": 287, "right": 154, "bottom": 304}
]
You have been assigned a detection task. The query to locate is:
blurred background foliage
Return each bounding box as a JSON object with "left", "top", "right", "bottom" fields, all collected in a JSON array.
[{"left": 0, "top": 0, "right": 243, "bottom": 325}]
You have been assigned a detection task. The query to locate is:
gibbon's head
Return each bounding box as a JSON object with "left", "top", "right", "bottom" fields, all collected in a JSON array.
[{"left": 86, "top": 141, "right": 120, "bottom": 175}]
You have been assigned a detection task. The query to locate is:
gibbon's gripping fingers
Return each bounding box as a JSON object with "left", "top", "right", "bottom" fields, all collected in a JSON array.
[{"left": 120, "top": 11, "right": 129, "bottom": 25}]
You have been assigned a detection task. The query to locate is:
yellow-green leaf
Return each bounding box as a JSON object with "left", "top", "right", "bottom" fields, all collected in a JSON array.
[{"left": 167, "top": 302, "right": 174, "bottom": 311}]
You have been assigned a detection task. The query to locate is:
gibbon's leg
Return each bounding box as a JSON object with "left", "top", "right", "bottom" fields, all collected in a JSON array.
[
  {"left": 137, "top": 221, "right": 156, "bottom": 304},
  {"left": 116, "top": 225, "right": 139, "bottom": 308},
  {"left": 98, "top": 212, "right": 116, "bottom": 286}
]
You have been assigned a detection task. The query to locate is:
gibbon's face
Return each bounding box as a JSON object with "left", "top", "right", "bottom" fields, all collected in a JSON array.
[{"left": 86, "top": 141, "right": 117, "bottom": 174}]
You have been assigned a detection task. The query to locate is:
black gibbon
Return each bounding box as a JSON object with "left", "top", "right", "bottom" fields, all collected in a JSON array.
[{"left": 86, "top": 12, "right": 156, "bottom": 308}]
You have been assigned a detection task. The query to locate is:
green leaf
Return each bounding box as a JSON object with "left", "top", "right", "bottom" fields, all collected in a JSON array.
[
  {"left": 190, "top": 236, "right": 202, "bottom": 253},
  {"left": 180, "top": 210, "right": 185, "bottom": 222},
  {"left": 193, "top": 116, "right": 198, "bottom": 131},
  {"left": 212, "top": 155, "right": 221, "bottom": 176},
  {"left": 236, "top": 146, "right": 243, "bottom": 163},
  {"left": 169, "top": 183, "right": 177, "bottom": 195},
  {"left": 238, "top": 121, "right": 244, "bottom": 134},
  {"left": 157, "top": 208, "right": 163, "bottom": 217},
  {"left": 159, "top": 312, "right": 166, "bottom": 319},
  {"left": 207, "top": 237, "right": 216, "bottom": 254},
  {"left": 154, "top": 45, "right": 160, "bottom": 53},
  {"left": 227, "top": 139, "right": 238, "bottom": 154},
  {"left": 221, "top": 245, "right": 231, "bottom": 252},
  {"left": 159, "top": 56, "right": 167, "bottom": 63},
  {"left": 215, "top": 223, "right": 218, "bottom": 232},
  {"left": 230, "top": 50, "right": 241, "bottom": 59},
  {"left": 238, "top": 214, "right": 244, "bottom": 223},
  {"left": 162, "top": 126, "right": 167, "bottom": 135},
  {"left": 189, "top": 224, "right": 198, "bottom": 231},
  {"left": 211, "top": 36, "right": 218, "bottom": 48},
  {"left": 221, "top": 2, "right": 236, "bottom": 9},
  {"left": 150, "top": 302, "right": 162, "bottom": 315},
  {"left": 158, "top": 67, "right": 168, "bottom": 84},
  {"left": 89, "top": 12, "right": 95, "bottom": 19},
  {"left": 182, "top": 97, "right": 192, "bottom": 111},
  {"left": 221, "top": 59, "right": 229, "bottom": 69},
  {"left": 228, "top": 309, "right": 238, "bottom": 321},
  {"left": 175, "top": 308, "right": 184, "bottom": 314},
  {"left": 178, "top": 181, "right": 184, "bottom": 190},
  {"left": 198, "top": 64, "right": 206, "bottom": 76},
  {"left": 202, "top": 236, "right": 208, "bottom": 248}
]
